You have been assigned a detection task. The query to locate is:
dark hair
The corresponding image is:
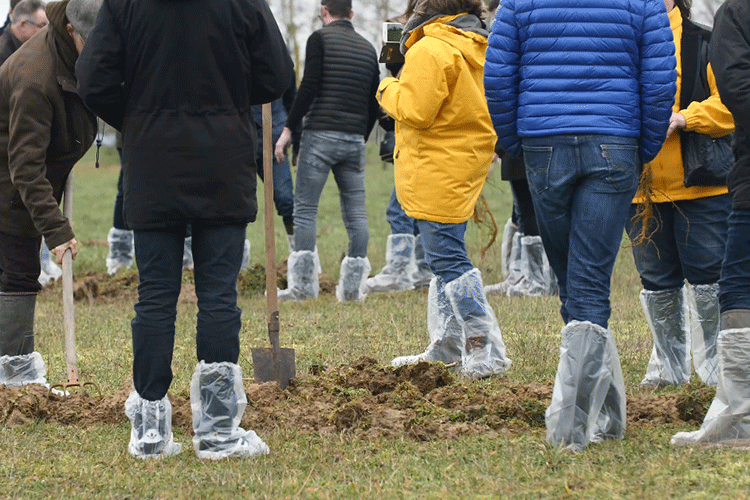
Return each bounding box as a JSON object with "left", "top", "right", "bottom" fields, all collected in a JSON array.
[
  {"left": 10, "top": 0, "right": 45, "bottom": 23},
  {"left": 321, "top": 0, "right": 351, "bottom": 18},
  {"left": 487, "top": 0, "right": 499, "bottom": 11},
  {"left": 415, "top": 0, "right": 484, "bottom": 18},
  {"left": 10, "top": 0, "right": 23, "bottom": 10},
  {"left": 674, "top": 0, "right": 691, "bottom": 18}
]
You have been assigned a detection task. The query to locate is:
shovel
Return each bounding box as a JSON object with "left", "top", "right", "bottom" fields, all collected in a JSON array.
[
  {"left": 49, "top": 175, "right": 99, "bottom": 397},
  {"left": 251, "top": 102, "right": 296, "bottom": 389}
]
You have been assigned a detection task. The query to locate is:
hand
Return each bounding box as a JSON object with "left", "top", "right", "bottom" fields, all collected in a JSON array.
[
  {"left": 51, "top": 238, "right": 77, "bottom": 262},
  {"left": 666, "top": 112, "right": 687, "bottom": 138},
  {"left": 492, "top": 152, "right": 500, "bottom": 162},
  {"left": 275, "top": 127, "right": 292, "bottom": 163}
]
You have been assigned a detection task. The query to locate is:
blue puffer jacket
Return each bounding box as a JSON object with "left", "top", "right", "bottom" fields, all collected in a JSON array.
[{"left": 485, "top": 0, "right": 677, "bottom": 163}]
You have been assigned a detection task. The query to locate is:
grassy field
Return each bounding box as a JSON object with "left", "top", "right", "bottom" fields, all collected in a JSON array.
[{"left": 1, "top": 144, "right": 749, "bottom": 499}]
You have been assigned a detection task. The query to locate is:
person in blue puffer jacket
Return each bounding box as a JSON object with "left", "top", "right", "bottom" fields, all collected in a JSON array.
[{"left": 485, "top": 0, "right": 676, "bottom": 451}]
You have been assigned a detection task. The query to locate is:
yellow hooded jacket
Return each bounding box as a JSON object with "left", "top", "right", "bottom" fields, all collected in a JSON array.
[{"left": 377, "top": 14, "right": 496, "bottom": 224}]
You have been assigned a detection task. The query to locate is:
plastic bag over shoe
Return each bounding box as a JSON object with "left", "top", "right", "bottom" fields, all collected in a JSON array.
[
  {"left": 506, "top": 235, "right": 558, "bottom": 297},
  {"left": 278, "top": 250, "right": 319, "bottom": 301},
  {"left": 336, "top": 256, "right": 371, "bottom": 302},
  {"left": 106, "top": 228, "right": 134, "bottom": 275},
  {"left": 125, "top": 391, "right": 182, "bottom": 459},
  {"left": 0, "top": 351, "right": 48, "bottom": 387},
  {"left": 686, "top": 283, "right": 720, "bottom": 386},
  {"left": 365, "top": 234, "right": 416, "bottom": 293},
  {"left": 546, "top": 321, "right": 626, "bottom": 451},
  {"left": 485, "top": 231, "right": 523, "bottom": 295}
]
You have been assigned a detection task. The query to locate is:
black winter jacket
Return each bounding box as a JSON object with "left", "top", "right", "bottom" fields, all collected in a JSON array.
[
  {"left": 710, "top": 0, "right": 750, "bottom": 210},
  {"left": 76, "top": 0, "right": 293, "bottom": 230}
]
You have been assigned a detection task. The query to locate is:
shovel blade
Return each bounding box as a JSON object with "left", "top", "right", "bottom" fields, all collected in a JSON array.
[{"left": 251, "top": 347, "right": 296, "bottom": 389}]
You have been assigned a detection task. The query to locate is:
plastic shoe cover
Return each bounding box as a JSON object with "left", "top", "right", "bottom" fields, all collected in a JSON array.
[
  {"left": 411, "top": 234, "right": 434, "bottom": 289},
  {"left": 0, "top": 351, "right": 48, "bottom": 387},
  {"left": 240, "top": 239, "right": 251, "bottom": 271},
  {"left": 191, "top": 361, "right": 269, "bottom": 459},
  {"left": 125, "top": 391, "right": 182, "bottom": 459},
  {"left": 500, "top": 218, "right": 518, "bottom": 278},
  {"left": 365, "top": 234, "right": 416, "bottom": 293},
  {"left": 686, "top": 283, "right": 719, "bottom": 386},
  {"left": 391, "top": 276, "right": 463, "bottom": 367},
  {"left": 671, "top": 328, "right": 750, "bottom": 447},
  {"left": 106, "top": 228, "right": 134, "bottom": 275},
  {"left": 445, "top": 268, "right": 511, "bottom": 378},
  {"left": 546, "top": 321, "right": 626, "bottom": 451},
  {"left": 485, "top": 232, "right": 523, "bottom": 295},
  {"left": 278, "top": 250, "right": 319, "bottom": 301},
  {"left": 38, "top": 240, "right": 62, "bottom": 286},
  {"left": 183, "top": 236, "right": 194, "bottom": 270},
  {"left": 640, "top": 288, "right": 691, "bottom": 387},
  {"left": 336, "top": 256, "right": 371, "bottom": 302},
  {"left": 506, "top": 235, "right": 558, "bottom": 297},
  {"left": 287, "top": 234, "right": 295, "bottom": 253}
]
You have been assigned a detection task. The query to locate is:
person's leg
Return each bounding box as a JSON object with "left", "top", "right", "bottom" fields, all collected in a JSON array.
[
  {"left": 386, "top": 188, "right": 416, "bottom": 235},
  {"left": 719, "top": 210, "right": 750, "bottom": 315},
  {"left": 331, "top": 136, "right": 368, "bottom": 258},
  {"left": 510, "top": 178, "right": 538, "bottom": 236},
  {"left": 292, "top": 130, "right": 334, "bottom": 252},
  {"left": 107, "top": 155, "right": 134, "bottom": 275}
]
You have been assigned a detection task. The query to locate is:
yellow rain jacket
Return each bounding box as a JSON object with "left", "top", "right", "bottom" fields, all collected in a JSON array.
[{"left": 377, "top": 14, "right": 496, "bottom": 224}]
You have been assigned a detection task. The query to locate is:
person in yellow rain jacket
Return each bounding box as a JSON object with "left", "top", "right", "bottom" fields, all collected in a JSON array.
[
  {"left": 626, "top": 0, "right": 735, "bottom": 389},
  {"left": 377, "top": 0, "right": 511, "bottom": 379}
]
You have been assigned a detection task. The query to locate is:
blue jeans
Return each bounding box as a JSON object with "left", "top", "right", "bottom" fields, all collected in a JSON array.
[
  {"left": 626, "top": 194, "right": 731, "bottom": 291},
  {"left": 522, "top": 135, "right": 640, "bottom": 328},
  {"left": 386, "top": 188, "right": 418, "bottom": 235},
  {"left": 415, "top": 220, "right": 473, "bottom": 283},
  {"left": 293, "top": 129, "right": 368, "bottom": 257},
  {"left": 132, "top": 223, "right": 245, "bottom": 400},
  {"left": 719, "top": 210, "right": 750, "bottom": 312}
]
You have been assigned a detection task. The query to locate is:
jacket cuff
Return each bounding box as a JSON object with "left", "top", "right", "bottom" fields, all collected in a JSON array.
[{"left": 44, "top": 224, "right": 75, "bottom": 250}]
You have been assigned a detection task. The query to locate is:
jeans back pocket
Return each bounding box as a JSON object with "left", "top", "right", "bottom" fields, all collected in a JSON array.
[{"left": 521, "top": 145, "right": 553, "bottom": 194}]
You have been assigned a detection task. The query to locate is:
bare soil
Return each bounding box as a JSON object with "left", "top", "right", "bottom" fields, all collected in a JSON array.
[{"left": 0, "top": 357, "right": 714, "bottom": 441}]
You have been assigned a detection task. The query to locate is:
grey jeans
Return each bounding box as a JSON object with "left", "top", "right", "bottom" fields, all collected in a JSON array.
[{"left": 293, "top": 129, "right": 368, "bottom": 257}]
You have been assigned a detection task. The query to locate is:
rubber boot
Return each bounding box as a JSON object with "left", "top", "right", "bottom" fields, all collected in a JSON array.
[
  {"left": 365, "top": 234, "right": 416, "bottom": 293},
  {"left": 411, "top": 234, "right": 434, "bottom": 289},
  {"left": 191, "top": 361, "right": 269, "bottom": 459},
  {"left": 0, "top": 293, "right": 36, "bottom": 357},
  {"left": 391, "top": 276, "right": 464, "bottom": 368},
  {"left": 445, "top": 268, "right": 511, "bottom": 379},
  {"left": 687, "top": 283, "right": 719, "bottom": 386},
  {"left": 336, "top": 256, "right": 371, "bottom": 302},
  {"left": 278, "top": 250, "right": 318, "bottom": 301},
  {"left": 125, "top": 391, "right": 182, "bottom": 459},
  {"left": 485, "top": 232, "right": 523, "bottom": 295},
  {"left": 106, "top": 227, "right": 134, "bottom": 275},
  {"left": 507, "top": 235, "right": 558, "bottom": 297},
  {"left": 38, "top": 239, "right": 62, "bottom": 286},
  {"left": 546, "top": 321, "right": 626, "bottom": 451},
  {"left": 500, "top": 218, "right": 518, "bottom": 278},
  {"left": 639, "top": 287, "right": 692, "bottom": 387}
]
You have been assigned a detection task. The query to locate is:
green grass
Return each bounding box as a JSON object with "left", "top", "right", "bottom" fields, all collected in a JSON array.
[{"left": 3, "top": 144, "right": 747, "bottom": 499}]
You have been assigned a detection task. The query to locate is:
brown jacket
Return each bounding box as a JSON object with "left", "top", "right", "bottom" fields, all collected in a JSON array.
[{"left": 0, "top": 3, "right": 96, "bottom": 248}]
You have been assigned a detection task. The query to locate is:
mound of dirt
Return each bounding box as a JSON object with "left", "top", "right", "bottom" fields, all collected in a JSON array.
[{"left": 0, "top": 357, "right": 713, "bottom": 441}]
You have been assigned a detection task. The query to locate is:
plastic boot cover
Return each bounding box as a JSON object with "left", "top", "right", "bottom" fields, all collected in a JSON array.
[
  {"left": 0, "top": 351, "right": 48, "bottom": 387},
  {"left": 445, "top": 268, "right": 511, "bottom": 378},
  {"left": 485, "top": 232, "right": 523, "bottom": 295},
  {"left": 278, "top": 250, "right": 319, "bottom": 301},
  {"left": 287, "top": 234, "right": 295, "bottom": 253},
  {"left": 183, "top": 236, "right": 194, "bottom": 270},
  {"left": 506, "top": 235, "right": 558, "bottom": 297},
  {"left": 671, "top": 328, "right": 750, "bottom": 446},
  {"left": 38, "top": 239, "right": 62, "bottom": 286},
  {"left": 0, "top": 293, "right": 35, "bottom": 357},
  {"left": 391, "top": 276, "right": 463, "bottom": 368},
  {"left": 640, "top": 288, "right": 692, "bottom": 387},
  {"left": 686, "top": 283, "right": 719, "bottom": 386},
  {"left": 500, "top": 218, "right": 518, "bottom": 278},
  {"left": 365, "top": 234, "right": 416, "bottom": 293},
  {"left": 240, "top": 239, "right": 251, "bottom": 271},
  {"left": 546, "top": 321, "right": 626, "bottom": 451},
  {"left": 106, "top": 227, "right": 134, "bottom": 275},
  {"left": 411, "top": 234, "right": 434, "bottom": 289},
  {"left": 191, "top": 361, "right": 269, "bottom": 459},
  {"left": 336, "top": 256, "right": 371, "bottom": 302},
  {"left": 125, "top": 391, "right": 182, "bottom": 459}
]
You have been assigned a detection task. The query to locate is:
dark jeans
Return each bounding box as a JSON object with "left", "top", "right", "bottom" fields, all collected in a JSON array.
[
  {"left": 386, "top": 188, "right": 419, "bottom": 236},
  {"left": 719, "top": 210, "right": 750, "bottom": 312},
  {"left": 626, "top": 194, "right": 731, "bottom": 291},
  {"left": 523, "top": 135, "right": 640, "bottom": 328},
  {"left": 0, "top": 231, "right": 42, "bottom": 293},
  {"left": 131, "top": 223, "right": 245, "bottom": 400},
  {"left": 415, "top": 220, "right": 473, "bottom": 283}
]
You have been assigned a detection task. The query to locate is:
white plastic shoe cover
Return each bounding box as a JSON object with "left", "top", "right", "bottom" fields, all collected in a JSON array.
[
  {"left": 506, "top": 235, "right": 558, "bottom": 297},
  {"left": 336, "top": 256, "right": 371, "bottom": 302},
  {"left": 106, "top": 227, "right": 134, "bottom": 275},
  {"left": 485, "top": 232, "right": 523, "bottom": 295},
  {"left": 183, "top": 237, "right": 194, "bottom": 270},
  {"left": 500, "top": 218, "right": 518, "bottom": 278},
  {"left": 38, "top": 239, "right": 62, "bottom": 286},
  {"left": 411, "top": 234, "right": 434, "bottom": 289},
  {"left": 191, "top": 361, "right": 269, "bottom": 459},
  {"left": 278, "top": 250, "right": 319, "bottom": 301},
  {"left": 0, "top": 351, "right": 48, "bottom": 387},
  {"left": 391, "top": 276, "right": 463, "bottom": 367},
  {"left": 125, "top": 391, "right": 183, "bottom": 459},
  {"left": 240, "top": 239, "right": 251, "bottom": 271},
  {"left": 640, "top": 287, "right": 691, "bottom": 387},
  {"left": 686, "top": 283, "right": 719, "bottom": 386},
  {"left": 546, "top": 321, "right": 626, "bottom": 451},
  {"left": 445, "top": 268, "right": 511, "bottom": 378},
  {"left": 365, "top": 234, "right": 416, "bottom": 293},
  {"left": 671, "top": 328, "right": 750, "bottom": 446}
]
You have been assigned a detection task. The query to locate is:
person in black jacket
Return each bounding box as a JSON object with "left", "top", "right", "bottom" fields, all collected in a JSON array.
[
  {"left": 76, "top": 0, "right": 293, "bottom": 460},
  {"left": 274, "top": 0, "right": 380, "bottom": 303},
  {"left": 672, "top": 0, "right": 750, "bottom": 447}
]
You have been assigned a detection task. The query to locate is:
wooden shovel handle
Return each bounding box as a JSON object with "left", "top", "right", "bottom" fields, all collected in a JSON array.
[
  {"left": 62, "top": 176, "right": 79, "bottom": 382},
  {"left": 262, "top": 103, "right": 280, "bottom": 353}
]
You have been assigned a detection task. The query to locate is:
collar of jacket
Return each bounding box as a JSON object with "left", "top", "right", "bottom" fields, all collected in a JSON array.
[
  {"left": 326, "top": 19, "right": 354, "bottom": 30},
  {"left": 401, "top": 13, "right": 487, "bottom": 53}
]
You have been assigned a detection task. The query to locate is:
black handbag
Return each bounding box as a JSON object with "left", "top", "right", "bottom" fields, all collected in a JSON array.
[
  {"left": 379, "top": 130, "right": 395, "bottom": 163},
  {"left": 682, "top": 131, "right": 734, "bottom": 187}
]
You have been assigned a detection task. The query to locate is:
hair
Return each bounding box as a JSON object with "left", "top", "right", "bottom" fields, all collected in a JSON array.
[
  {"left": 414, "top": 0, "right": 484, "bottom": 18},
  {"left": 11, "top": 0, "right": 24, "bottom": 10},
  {"left": 10, "top": 0, "right": 45, "bottom": 24},
  {"left": 321, "top": 0, "right": 351, "bottom": 19},
  {"left": 66, "top": 0, "right": 102, "bottom": 39},
  {"left": 674, "top": 0, "right": 691, "bottom": 18},
  {"left": 486, "top": 0, "right": 499, "bottom": 11}
]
